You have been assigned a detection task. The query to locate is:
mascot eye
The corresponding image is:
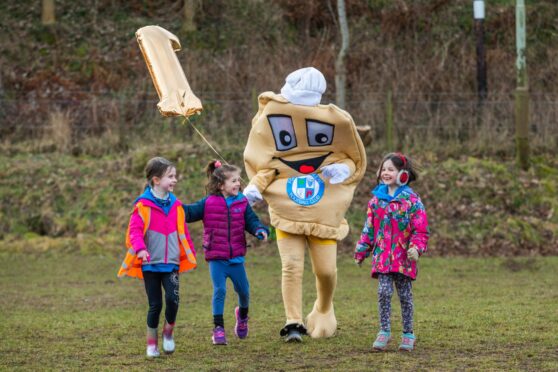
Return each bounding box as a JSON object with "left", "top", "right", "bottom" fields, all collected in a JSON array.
[
  {"left": 268, "top": 115, "right": 297, "bottom": 151},
  {"left": 316, "top": 133, "right": 328, "bottom": 143},
  {"left": 279, "top": 131, "right": 292, "bottom": 146},
  {"left": 306, "top": 120, "right": 334, "bottom": 146}
]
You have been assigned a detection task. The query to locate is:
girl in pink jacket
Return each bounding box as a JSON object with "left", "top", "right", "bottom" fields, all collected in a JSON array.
[{"left": 354, "top": 153, "right": 429, "bottom": 352}]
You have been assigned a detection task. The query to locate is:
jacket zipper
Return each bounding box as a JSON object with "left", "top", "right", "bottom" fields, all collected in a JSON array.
[
  {"left": 227, "top": 199, "right": 232, "bottom": 259},
  {"left": 163, "top": 205, "right": 169, "bottom": 264},
  {"left": 165, "top": 209, "right": 169, "bottom": 264},
  {"left": 389, "top": 201, "right": 395, "bottom": 268},
  {"left": 165, "top": 234, "right": 168, "bottom": 264}
]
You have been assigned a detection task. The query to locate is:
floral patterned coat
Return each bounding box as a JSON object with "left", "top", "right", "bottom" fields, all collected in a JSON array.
[{"left": 354, "top": 184, "right": 429, "bottom": 280}]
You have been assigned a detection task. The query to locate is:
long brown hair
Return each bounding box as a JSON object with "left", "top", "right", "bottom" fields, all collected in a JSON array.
[{"left": 205, "top": 160, "right": 241, "bottom": 195}]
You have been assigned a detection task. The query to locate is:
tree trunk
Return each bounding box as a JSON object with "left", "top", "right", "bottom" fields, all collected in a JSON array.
[
  {"left": 335, "top": 0, "right": 349, "bottom": 109},
  {"left": 182, "top": 0, "right": 197, "bottom": 33},
  {"left": 42, "top": 0, "right": 55, "bottom": 25}
]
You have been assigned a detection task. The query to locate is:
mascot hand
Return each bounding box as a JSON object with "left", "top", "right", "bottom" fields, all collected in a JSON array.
[
  {"left": 244, "top": 184, "right": 263, "bottom": 206},
  {"left": 407, "top": 247, "right": 419, "bottom": 262},
  {"left": 321, "top": 164, "right": 350, "bottom": 184}
]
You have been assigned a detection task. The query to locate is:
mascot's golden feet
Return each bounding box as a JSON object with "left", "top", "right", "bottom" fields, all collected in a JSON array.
[
  {"left": 306, "top": 301, "right": 337, "bottom": 338},
  {"left": 280, "top": 323, "right": 307, "bottom": 343}
]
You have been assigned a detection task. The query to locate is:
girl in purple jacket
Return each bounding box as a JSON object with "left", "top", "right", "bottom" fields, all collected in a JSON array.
[
  {"left": 354, "top": 153, "right": 429, "bottom": 352},
  {"left": 184, "top": 160, "right": 269, "bottom": 345}
]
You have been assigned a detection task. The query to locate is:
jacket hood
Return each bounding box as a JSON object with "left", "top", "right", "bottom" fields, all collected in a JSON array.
[
  {"left": 135, "top": 186, "right": 178, "bottom": 214},
  {"left": 372, "top": 184, "right": 415, "bottom": 202}
]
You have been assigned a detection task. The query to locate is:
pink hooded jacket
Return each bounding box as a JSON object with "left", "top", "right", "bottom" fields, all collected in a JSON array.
[
  {"left": 354, "top": 185, "right": 429, "bottom": 280},
  {"left": 128, "top": 198, "right": 195, "bottom": 267}
]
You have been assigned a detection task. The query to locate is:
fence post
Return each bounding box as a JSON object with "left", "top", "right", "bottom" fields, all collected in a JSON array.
[
  {"left": 474, "top": 1, "right": 488, "bottom": 103},
  {"left": 386, "top": 90, "right": 394, "bottom": 151},
  {"left": 474, "top": 1, "right": 488, "bottom": 131},
  {"left": 515, "top": 0, "right": 529, "bottom": 170},
  {"left": 515, "top": 88, "right": 529, "bottom": 169}
]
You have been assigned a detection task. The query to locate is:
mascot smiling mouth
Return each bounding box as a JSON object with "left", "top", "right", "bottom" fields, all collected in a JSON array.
[{"left": 274, "top": 152, "right": 332, "bottom": 174}]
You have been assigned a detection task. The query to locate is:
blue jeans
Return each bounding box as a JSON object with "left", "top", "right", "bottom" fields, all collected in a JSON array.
[{"left": 208, "top": 260, "right": 250, "bottom": 316}]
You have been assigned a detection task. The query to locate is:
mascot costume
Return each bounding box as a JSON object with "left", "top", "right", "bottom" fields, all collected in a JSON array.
[{"left": 243, "top": 67, "right": 366, "bottom": 341}]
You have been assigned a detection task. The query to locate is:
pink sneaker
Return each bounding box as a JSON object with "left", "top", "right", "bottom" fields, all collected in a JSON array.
[
  {"left": 162, "top": 322, "right": 175, "bottom": 354},
  {"left": 146, "top": 326, "right": 160, "bottom": 358},
  {"left": 234, "top": 307, "right": 249, "bottom": 339},
  {"left": 212, "top": 326, "right": 227, "bottom": 345},
  {"left": 372, "top": 331, "right": 391, "bottom": 351},
  {"left": 399, "top": 333, "right": 416, "bottom": 351}
]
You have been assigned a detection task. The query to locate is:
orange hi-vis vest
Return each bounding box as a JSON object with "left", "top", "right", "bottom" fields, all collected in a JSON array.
[{"left": 117, "top": 202, "right": 197, "bottom": 279}]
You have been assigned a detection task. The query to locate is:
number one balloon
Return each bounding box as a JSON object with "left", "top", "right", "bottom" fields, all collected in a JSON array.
[{"left": 136, "top": 25, "right": 202, "bottom": 117}]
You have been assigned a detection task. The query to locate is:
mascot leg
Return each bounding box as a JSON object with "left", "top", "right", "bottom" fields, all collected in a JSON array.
[
  {"left": 276, "top": 229, "right": 306, "bottom": 328},
  {"left": 306, "top": 236, "right": 337, "bottom": 338}
]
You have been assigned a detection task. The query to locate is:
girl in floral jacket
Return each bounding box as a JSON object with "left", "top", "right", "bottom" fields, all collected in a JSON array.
[{"left": 354, "top": 153, "right": 429, "bottom": 352}]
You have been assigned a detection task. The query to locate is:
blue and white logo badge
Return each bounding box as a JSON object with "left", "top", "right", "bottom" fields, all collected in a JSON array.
[{"left": 286, "top": 174, "right": 325, "bottom": 206}]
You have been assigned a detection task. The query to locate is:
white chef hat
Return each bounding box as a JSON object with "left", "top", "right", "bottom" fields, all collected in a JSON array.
[{"left": 280, "top": 67, "right": 326, "bottom": 106}]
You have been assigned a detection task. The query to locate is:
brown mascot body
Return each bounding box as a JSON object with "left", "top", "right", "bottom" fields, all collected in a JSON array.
[{"left": 244, "top": 67, "right": 366, "bottom": 341}]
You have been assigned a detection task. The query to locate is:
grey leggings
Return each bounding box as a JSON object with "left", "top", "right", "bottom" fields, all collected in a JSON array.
[{"left": 377, "top": 273, "right": 414, "bottom": 334}]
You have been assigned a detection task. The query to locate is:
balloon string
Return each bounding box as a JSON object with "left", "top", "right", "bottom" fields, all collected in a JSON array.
[
  {"left": 184, "top": 117, "right": 229, "bottom": 165},
  {"left": 184, "top": 117, "right": 247, "bottom": 184}
]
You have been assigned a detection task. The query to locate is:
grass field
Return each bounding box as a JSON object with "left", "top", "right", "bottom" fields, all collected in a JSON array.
[{"left": 0, "top": 247, "right": 556, "bottom": 371}]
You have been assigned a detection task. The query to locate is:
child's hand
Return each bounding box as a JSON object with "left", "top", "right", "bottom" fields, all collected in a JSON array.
[
  {"left": 256, "top": 231, "right": 268, "bottom": 241},
  {"left": 407, "top": 247, "right": 419, "bottom": 262},
  {"left": 137, "top": 249, "right": 150, "bottom": 263},
  {"left": 354, "top": 246, "right": 370, "bottom": 265}
]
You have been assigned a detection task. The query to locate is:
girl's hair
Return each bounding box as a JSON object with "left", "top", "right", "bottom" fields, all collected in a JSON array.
[
  {"left": 145, "top": 157, "right": 175, "bottom": 187},
  {"left": 376, "top": 152, "right": 419, "bottom": 185},
  {"left": 205, "top": 160, "right": 240, "bottom": 195}
]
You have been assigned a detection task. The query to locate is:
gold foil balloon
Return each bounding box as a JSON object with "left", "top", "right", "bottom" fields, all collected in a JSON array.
[{"left": 136, "top": 25, "right": 202, "bottom": 117}]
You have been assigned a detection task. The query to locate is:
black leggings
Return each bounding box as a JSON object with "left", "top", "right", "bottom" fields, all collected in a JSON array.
[{"left": 143, "top": 271, "right": 180, "bottom": 328}]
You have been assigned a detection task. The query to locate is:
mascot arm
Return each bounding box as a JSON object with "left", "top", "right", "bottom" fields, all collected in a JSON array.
[
  {"left": 249, "top": 168, "right": 276, "bottom": 193},
  {"left": 325, "top": 158, "right": 356, "bottom": 185}
]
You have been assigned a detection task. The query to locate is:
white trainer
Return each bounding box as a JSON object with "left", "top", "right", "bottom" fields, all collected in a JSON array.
[
  {"left": 146, "top": 344, "right": 160, "bottom": 358},
  {"left": 162, "top": 334, "right": 175, "bottom": 354}
]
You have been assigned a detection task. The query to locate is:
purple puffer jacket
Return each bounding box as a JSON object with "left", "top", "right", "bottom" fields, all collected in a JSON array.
[{"left": 203, "top": 195, "right": 248, "bottom": 260}]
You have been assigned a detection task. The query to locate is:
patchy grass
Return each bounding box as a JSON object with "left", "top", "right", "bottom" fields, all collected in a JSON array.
[{"left": 0, "top": 249, "right": 556, "bottom": 371}]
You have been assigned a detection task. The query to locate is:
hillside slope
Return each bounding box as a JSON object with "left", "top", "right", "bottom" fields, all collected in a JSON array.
[{"left": 0, "top": 145, "right": 556, "bottom": 256}]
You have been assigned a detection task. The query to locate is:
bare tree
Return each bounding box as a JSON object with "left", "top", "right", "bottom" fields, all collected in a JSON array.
[
  {"left": 182, "top": 0, "right": 197, "bottom": 33},
  {"left": 335, "top": 0, "right": 349, "bottom": 109},
  {"left": 42, "top": 0, "right": 55, "bottom": 25}
]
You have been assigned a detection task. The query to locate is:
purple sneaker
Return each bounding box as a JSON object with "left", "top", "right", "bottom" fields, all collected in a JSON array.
[
  {"left": 212, "top": 326, "right": 227, "bottom": 345},
  {"left": 234, "top": 307, "right": 249, "bottom": 339}
]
